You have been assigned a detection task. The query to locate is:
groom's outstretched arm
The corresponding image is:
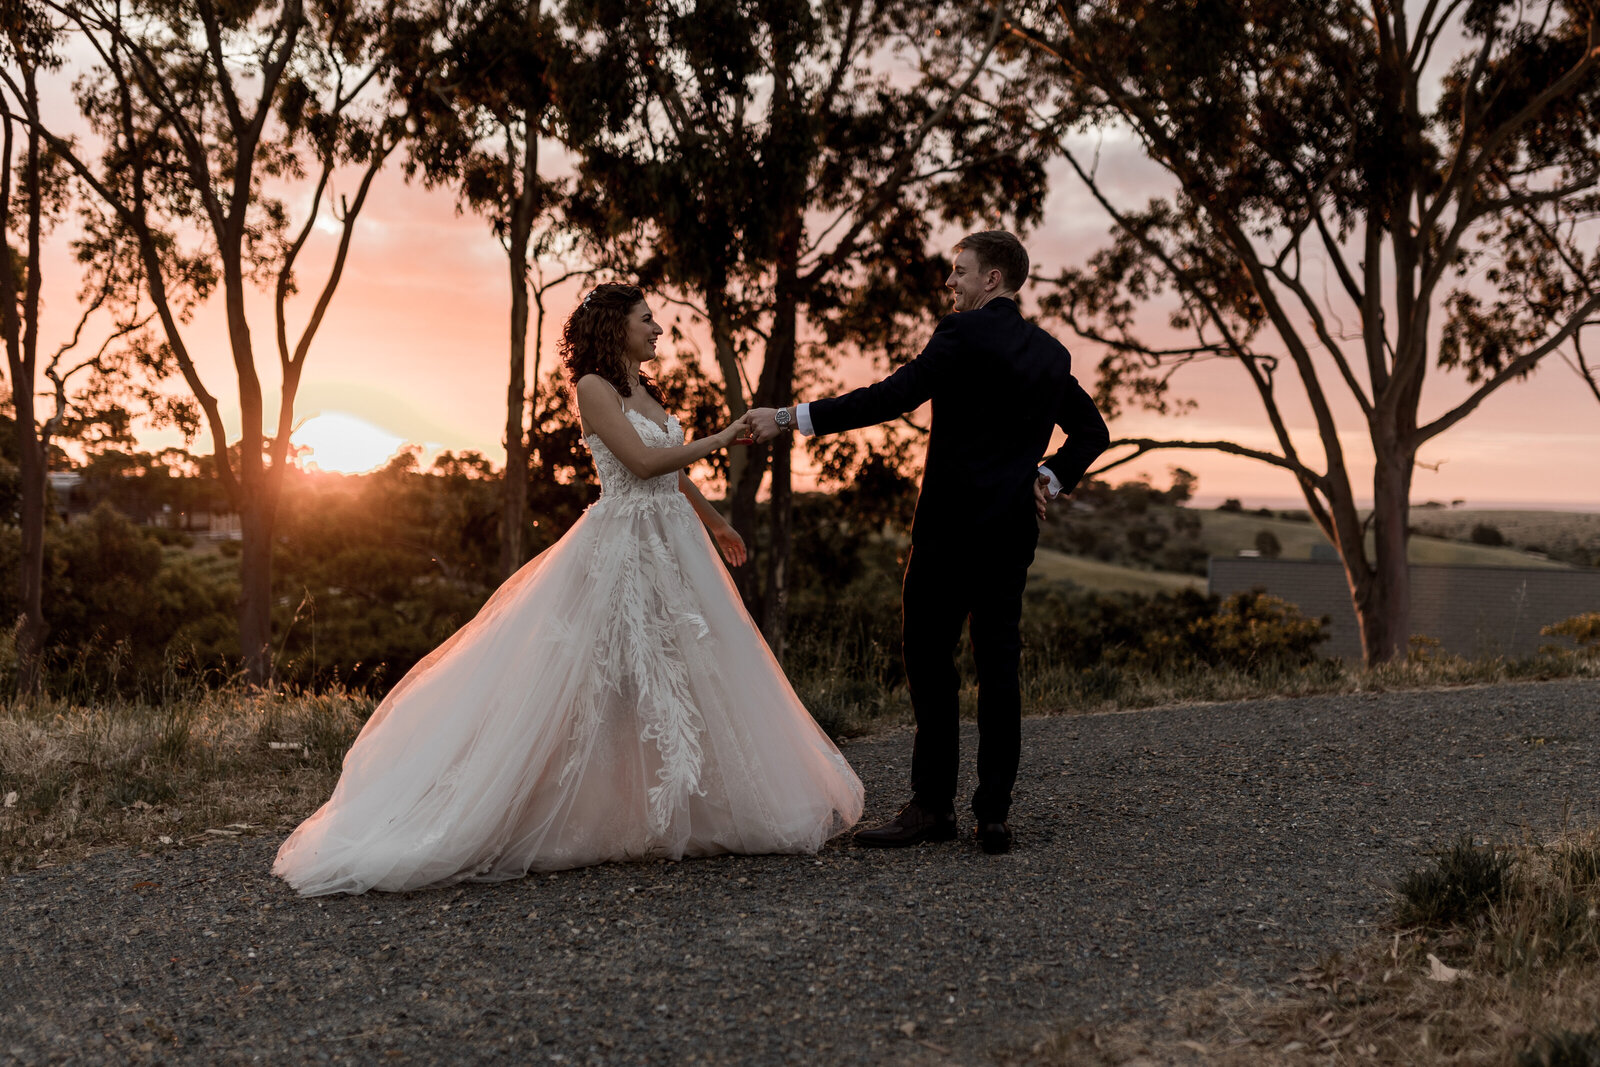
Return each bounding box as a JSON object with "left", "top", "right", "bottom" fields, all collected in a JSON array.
[
  {"left": 747, "top": 317, "right": 961, "bottom": 441},
  {"left": 808, "top": 322, "right": 959, "bottom": 435}
]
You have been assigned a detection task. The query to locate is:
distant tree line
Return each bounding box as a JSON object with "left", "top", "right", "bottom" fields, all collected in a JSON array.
[
  {"left": 0, "top": 428, "right": 1341, "bottom": 706},
  {"left": 2, "top": 0, "right": 1597, "bottom": 698}
]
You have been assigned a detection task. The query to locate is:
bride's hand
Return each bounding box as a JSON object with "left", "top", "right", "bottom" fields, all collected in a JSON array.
[
  {"left": 713, "top": 522, "right": 747, "bottom": 566},
  {"left": 723, "top": 413, "right": 755, "bottom": 447}
]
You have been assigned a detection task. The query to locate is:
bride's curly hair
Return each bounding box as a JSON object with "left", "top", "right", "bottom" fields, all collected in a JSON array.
[{"left": 560, "top": 283, "right": 662, "bottom": 401}]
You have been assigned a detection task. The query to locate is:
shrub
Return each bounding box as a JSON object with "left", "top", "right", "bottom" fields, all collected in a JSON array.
[
  {"left": 1193, "top": 590, "right": 1326, "bottom": 668},
  {"left": 1542, "top": 612, "right": 1600, "bottom": 656},
  {"left": 1408, "top": 633, "right": 1444, "bottom": 664},
  {"left": 1471, "top": 522, "right": 1507, "bottom": 546},
  {"left": 1394, "top": 836, "right": 1513, "bottom": 927},
  {"left": 1518, "top": 1028, "right": 1600, "bottom": 1067},
  {"left": 1254, "top": 530, "right": 1282, "bottom": 558},
  {"left": 1018, "top": 585, "right": 1327, "bottom": 679}
]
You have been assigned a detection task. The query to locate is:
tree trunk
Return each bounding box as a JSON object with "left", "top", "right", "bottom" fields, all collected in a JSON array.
[
  {"left": 730, "top": 439, "right": 767, "bottom": 612},
  {"left": 500, "top": 121, "right": 538, "bottom": 580},
  {"left": 760, "top": 224, "right": 802, "bottom": 652},
  {"left": 13, "top": 413, "right": 47, "bottom": 695},
  {"left": 762, "top": 420, "right": 793, "bottom": 657},
  {"left": 750, "top": 30, "right": 808, "bottom": 653},
  {"left": 728, "top": 272, "right": 774, "bottom": 613},
  {"left": 1, "top": 94, "right": 47, "bottom": 694},
  {"left": 705, "top": 278, "right": 748, "bottom": 489},
  {"left": 501, "top": 221, "right": 532, "bottom": 579},
  {"left": 1358, "top": 451, "right": 1413, "bottom": 665},
  {"left": 705, "top": 277, "right": 766, "bottom": 611},
  {"left": 238, "top": 497, "right": 276, "bottom": 684}
]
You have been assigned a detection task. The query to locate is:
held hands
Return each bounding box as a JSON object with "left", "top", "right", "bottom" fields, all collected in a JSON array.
[
  {"left": 722, "top": 413, "right": 755, "bottom": 447},
  {"left": 744, "top": 407, "right": 786, "bottom": 443}
]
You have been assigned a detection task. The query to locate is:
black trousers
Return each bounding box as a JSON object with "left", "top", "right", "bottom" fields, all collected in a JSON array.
[{"left": 901, "top": 522, "right": 1037, "bottom": 823}]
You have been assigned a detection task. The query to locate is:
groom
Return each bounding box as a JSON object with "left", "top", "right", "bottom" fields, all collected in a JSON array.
[{"left": 747, "top": 230, "right": 1109, "bottom": 854}]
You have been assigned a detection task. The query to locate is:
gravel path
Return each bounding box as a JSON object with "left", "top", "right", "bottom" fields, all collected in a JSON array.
[{"left": 5, "top": 679, "right": 1599, "bottom": 1065}]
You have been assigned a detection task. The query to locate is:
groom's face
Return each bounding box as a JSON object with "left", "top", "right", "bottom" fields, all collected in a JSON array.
[{"left": 945, "top": 248, "right": 996, "bottom": 312}]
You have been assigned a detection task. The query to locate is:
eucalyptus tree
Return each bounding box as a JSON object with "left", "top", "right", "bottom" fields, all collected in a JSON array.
[
  {"left": 0, "top": 6, "right": 164, "bottom": 692},
  {"left": 1005, "top": 0, "right": 1600, "bottom": 664},
  {"left": 562, "top": 0, "right": 1050, "bottom": 649},
  {"left": 6, "top": 0, "right": 411, "bottom": 682},
  {"left": 396, "top": 0, "right": 582, "bottom": 579}
]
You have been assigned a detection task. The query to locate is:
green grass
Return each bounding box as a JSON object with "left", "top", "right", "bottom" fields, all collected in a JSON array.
[
  {"left": 1027, "top": 547, "right": 1207, "bottom": 594},
  {"left": 1196, "top": 508, "right": 1574, "bottom": 568},
  {"left": 1028, "top": 506, "right": 1573, "bottom": 599}
]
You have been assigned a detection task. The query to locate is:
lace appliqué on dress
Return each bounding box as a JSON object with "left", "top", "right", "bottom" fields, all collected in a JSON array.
[{"left": 568, "top": 412, "right": 714, "bottom": 835}]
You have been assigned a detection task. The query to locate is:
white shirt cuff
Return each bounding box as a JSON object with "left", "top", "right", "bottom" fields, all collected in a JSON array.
[
  {"left": 1039, "top": 466, "right": 1063, "bottom": 498},
  {"left": 795, "top": 402, "right": 815, "bottom": 437}
]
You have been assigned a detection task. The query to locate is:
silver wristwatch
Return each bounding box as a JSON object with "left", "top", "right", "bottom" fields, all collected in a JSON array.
[{"left": 775, "top": 406, "right": 793, "bottom": 431}]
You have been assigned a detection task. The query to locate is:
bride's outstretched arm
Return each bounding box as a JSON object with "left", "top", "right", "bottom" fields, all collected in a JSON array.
[
  {"left": 577, "top": 375, "right": 751, "bottom": 480},
  {"left": 678, "top": 474, "right": 747, "bottom": 567}
]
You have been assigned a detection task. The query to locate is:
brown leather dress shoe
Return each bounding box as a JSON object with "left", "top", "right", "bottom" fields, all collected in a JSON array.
[
  {"left": 852, "top": 802, "right": 958, "bottom": 847},
  {"left": 976, "top": 821, "right": 1012, "bottom": 854}
]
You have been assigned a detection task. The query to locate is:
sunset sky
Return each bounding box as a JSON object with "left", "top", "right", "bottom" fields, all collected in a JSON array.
[{"left": 29, "top": 102, "right": 1600, "bottom": 510}]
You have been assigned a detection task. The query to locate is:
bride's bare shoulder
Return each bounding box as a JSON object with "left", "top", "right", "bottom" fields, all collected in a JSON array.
[
  {"left": 575, "top": 375, "right": 625, "bottom": 416},
  {"left": 575, "top": 374, "right": 619, "bottom": 398}
]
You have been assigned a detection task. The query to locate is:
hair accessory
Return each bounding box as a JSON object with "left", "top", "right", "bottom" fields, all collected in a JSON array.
[{"left": 582, "top": 289, "right": 595, "bottom": 308}]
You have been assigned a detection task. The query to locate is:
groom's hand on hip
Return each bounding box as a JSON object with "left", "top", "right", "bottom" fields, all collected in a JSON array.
[{"left": 1034, "top": 474, "right": 1052, "bottom": 520}]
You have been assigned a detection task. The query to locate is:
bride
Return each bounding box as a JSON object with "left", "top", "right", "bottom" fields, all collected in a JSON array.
[{"left": 273, "top": 284, "right": 864, "bottom": 896}]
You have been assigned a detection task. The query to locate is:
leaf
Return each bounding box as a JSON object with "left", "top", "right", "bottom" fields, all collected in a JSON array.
[
  {"left": 1427, "top": 953, "right": 1470, "bottom": 982},
  {"left": 3, "top": 791, "right": 16, "bottom": 808},
  {"left": 898, "top": 1022, "right": 917, "bottom": 1038}
]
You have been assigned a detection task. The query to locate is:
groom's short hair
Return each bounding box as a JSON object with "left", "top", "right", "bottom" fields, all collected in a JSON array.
[{"left": 955, "top": 230, "right": 1029, "bottom": 292}]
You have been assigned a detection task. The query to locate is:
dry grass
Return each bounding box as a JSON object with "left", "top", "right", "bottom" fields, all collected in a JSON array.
[
  {"left": 1023, "top": 647, "right": 1600, "bottom": 718},
  {"left": 1004, "top": 827, "right": 1600, "bottom": 1067},
  {"left": 4, "top": 651, "right": 1597, "bottom": 873},
  {"left": 0, "top": 687, "right": 370, "bottom": 873},
  {"left": 1410, "top": 509, "right": 1600, "bottom": 549}
]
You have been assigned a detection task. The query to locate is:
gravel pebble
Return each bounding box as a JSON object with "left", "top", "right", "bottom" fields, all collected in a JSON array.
[{"left": 4, "top": 678, "right": 1598, "bottom": 1065}]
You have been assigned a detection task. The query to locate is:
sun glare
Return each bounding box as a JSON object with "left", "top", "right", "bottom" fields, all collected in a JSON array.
[{"left": 294, "top": 412, "right": 407, "bottom": 474}]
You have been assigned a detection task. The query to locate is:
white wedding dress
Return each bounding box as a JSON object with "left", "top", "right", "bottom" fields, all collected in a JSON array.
[{"left": 273, "top": 411, "right": 863, "bottom": 896}]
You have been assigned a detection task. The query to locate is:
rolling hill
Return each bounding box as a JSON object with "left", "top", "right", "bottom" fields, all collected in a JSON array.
[{"left": 1195, "top": 509, "right": 1576, "bottom": 569}]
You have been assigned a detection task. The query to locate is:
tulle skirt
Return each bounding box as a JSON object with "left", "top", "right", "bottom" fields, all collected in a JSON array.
[{"left": 272, "top": 490, "right": 863, "bottom": 896}]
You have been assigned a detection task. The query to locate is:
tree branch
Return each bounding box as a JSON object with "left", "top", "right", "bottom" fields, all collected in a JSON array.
[
  {"left": 1090, "top": 437, "right": 1322, "bottom": 486},
  {"left": 1416, "top": 291, "right": 1600, "bottom": 443},
  {"left": 799, "top": 2, "right": 1007, "bottom": 289}
]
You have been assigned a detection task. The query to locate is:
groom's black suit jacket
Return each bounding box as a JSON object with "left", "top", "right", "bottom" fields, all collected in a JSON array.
[{"left": 809, "top": 297, "right": 1109, "bottom": 549}]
